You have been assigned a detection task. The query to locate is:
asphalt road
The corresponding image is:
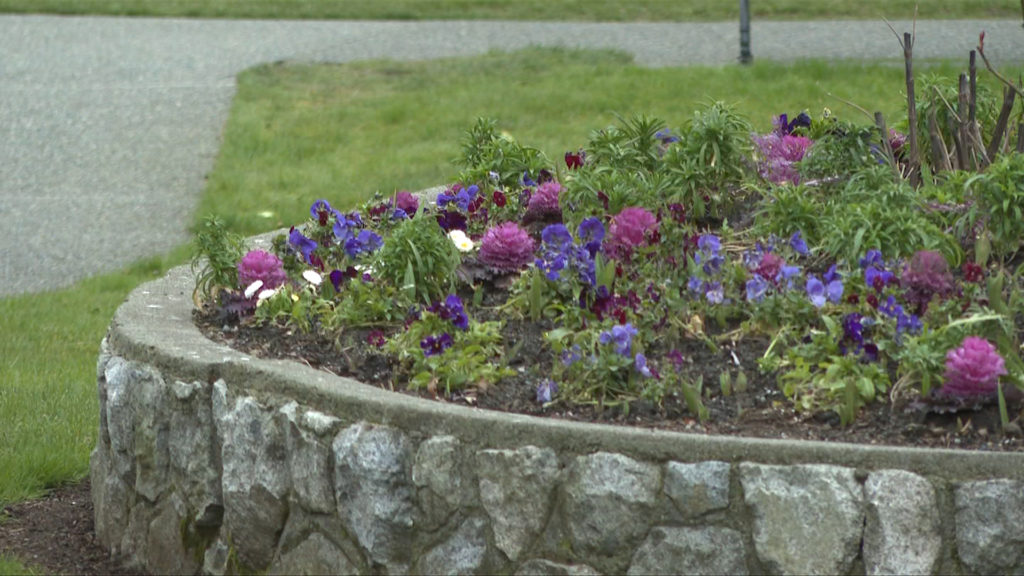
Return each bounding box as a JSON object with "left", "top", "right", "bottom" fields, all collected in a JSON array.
[{"left": 1, "top": 16, "right": 1021, "bottom": 296}]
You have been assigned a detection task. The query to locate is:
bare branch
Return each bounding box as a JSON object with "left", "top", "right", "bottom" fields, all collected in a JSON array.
[
  {"left": 827, "top": 92, "right": 874, "bottom": 120},
  {"left": 883, "top": 17, "right": 905, "bottom": 48},
  {"left": 978, "top": 32, "right": 1024, "bottom": 101}
]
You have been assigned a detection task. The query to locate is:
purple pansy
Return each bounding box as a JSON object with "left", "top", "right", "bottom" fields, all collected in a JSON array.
[
  {"left": 788, "top": 231, "right": 809, "bottom": 256},
  {"left": 536, "top": 379, "right": 559, "bottom": 403},
  {"left": 599, "top": 323, "right": 638, "bottom": 356},
  {"left": 288, "top": 227, "right": 318, "bottom": 264},
  {"left": 577, "top": 217, "right": 605, "bottom": 257},
  {"left": 746, "top": 274, "right": 770, "bottom": 303},
  {"left": 806, "top": 276, "right": 826, "bottom": 308},
  {"left": 344, "top": 229, "right": 383, "bottom": 258},
  {"left": 635, "top": 353, "right": 654, "bottom": 378},
  {"left": 429, "top": 294, "right": 469, "bottom": 331},
  {"left": 420, "top": 333, "right": 454, "bottom": 357}
]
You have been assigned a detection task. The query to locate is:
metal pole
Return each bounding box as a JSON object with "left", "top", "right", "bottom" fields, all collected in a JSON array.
[{"left": 740, "top": 0, "right": 753, "bottom": 64}]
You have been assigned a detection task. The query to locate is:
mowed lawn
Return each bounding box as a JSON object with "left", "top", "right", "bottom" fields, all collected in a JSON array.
[{"left": 0, "top": 0, "right": 1016, "bottom": 21}]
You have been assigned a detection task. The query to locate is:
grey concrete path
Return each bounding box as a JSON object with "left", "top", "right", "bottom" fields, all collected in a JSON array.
[{"left": 1, "top": 16, "right": 1021, "bottom": 296}]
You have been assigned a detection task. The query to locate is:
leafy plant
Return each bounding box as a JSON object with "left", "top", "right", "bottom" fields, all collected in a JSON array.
[
  {"left": 190, "top": 215, "right": 246, "bottom": 302},
  {"left": 961, "top": 152, "right": 1024, "bottom": 262},
  {"left": 387, "top": 296, "right": 512, "bottom": 396},
  {"left": 458, "top": 117, "right": 550, "bottom": 191},
  {"left": 797, "top": 120, "right": 877, "bottom": 183},
  {"left": 665, "top": 101, "right": 753, "bottom": 219},
  {"left": 374, "top": 209, "right": 461, "bottom": 304}
]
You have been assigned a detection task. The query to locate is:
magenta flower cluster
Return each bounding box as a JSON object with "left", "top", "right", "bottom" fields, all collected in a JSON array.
[
  {"left": 237, "top": 250, "right": 287, "bottom": 289},
  {"left": 524, "top": 181, "right": 562, "bottom": 222},
  {"left": 752, "top": 132, "right": 812, "bottom": 184},
  {"left": 939, "top": 337, "right": 1007, "bottom": 399},
  {"left": 479, "top": 222, "right": 536, "bottom": 271},
  {"left": 901, "top": 250, "right": 954, "bottom": 314},
  {"left": 607, "top": 207, "right": 658, "bottom": 254}
]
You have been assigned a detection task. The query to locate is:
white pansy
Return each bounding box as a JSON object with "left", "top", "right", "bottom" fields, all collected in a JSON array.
[
  {"left": 302, "top": 270, "right": 322, "bottom": 286},
  {"left": 244, "top": 280, "right": 264, "bottom": 299},
  {"left": 448, "top": 229, "right": 475, "bottom": 252}
]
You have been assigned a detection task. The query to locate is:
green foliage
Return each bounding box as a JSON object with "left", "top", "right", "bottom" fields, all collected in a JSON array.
[
  {"left": 387, "top": 312, "right": 512, "bottom": 396},
  {"left": 756, "top": 165, "right": 961, "bottom": 266},
  {"left": 563, "top": 115, "right": 676, "bottom": 226},
  {"left": 665, "top": 101, "right": 753, "bottom": 219},
  {"left": 0, "top": 556, "right": 37, "bottom": 576},
  {"left": 819, "top": 195, "right": 960, "bottom": 267},
  {"left": 584, "top": 114, "right": 668, "bottom": 173},
  {"left": 797, "top": 121, "right": 876, "bottom": 183},
  {"left": 321, "top": 277, "right": 406, "bottom": 330},
  {"left": 545, "top": 326, "right": 637, "bottom": 410},
  {"left": 190, "top": 215, "right": 245, "bottom": 300},
  {"left": 374, "top": 210, "right": 460, "bottom": 304},
  {"left": 962, "top": 153, "right": 1024, "bottom": 263},
  {"left": 458, "top": 117, "right": 550, "bottom": 191},
  {"left": 779, "top": 325, "right": 891, "bottom": 423},
  {"left": 751, "top": 183, "right": 821, "bottom": 243},
  {"left": 682, "top": 100, "right": 752, "bottom": 185}
]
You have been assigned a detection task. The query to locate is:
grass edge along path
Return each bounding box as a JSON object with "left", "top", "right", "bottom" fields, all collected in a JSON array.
[
  {"left": 0, "top": 0, "right": 1018, "bottom": 22},
  {"left": 0, "top": 49, "right": 1009, "bottom": 571}
]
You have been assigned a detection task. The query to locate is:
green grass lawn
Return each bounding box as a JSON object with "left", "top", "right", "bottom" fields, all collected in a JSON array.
[
  {"left": 0, "top": 0, "right": 1017, "bottom": 21},
  {"left": 200, "top": 49, "right": 983, "bottom": 235},
  {"left": 0, "top": 48, "right": 1007, "bottom": 573}
]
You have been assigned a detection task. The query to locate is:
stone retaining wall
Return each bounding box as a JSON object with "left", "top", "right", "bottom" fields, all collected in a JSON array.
[{"left": 92, "top": 253, "right": 1024, "bottom": 575}]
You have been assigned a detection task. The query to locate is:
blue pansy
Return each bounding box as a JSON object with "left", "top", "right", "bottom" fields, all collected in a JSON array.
[{"left": 289, "top": 228, "right": 318, "bottom": 264}]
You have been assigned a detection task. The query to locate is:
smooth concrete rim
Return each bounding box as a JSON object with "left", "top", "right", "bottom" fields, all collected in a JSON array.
[{"left": 105, "top": 231, "right": 1024, "bottom": 482}]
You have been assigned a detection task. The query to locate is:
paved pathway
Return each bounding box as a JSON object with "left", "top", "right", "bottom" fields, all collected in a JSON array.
[{"left": 1, "top": 16, "right": 1021, "bottom": 295}]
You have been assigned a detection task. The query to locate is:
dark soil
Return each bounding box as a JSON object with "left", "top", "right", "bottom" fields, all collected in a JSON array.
[
  {"left": 0, "top": 480, "right": 143, "bottom": 576},
  {"left": 197, "top": 309, "right": 1024, "bottom": 452}
]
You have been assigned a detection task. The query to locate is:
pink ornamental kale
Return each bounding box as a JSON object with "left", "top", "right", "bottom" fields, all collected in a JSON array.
[
  {"left": 608, "top": 207, "right": 659, "bottom": 253},
  {"left": 901, "top": 250, "right": 953, "bottom": 314},
  {"left": 394, "top": 191, "right": 419, "bottom": 215},
  {"left": 478, "top": 222, "right": 536, "bottom": 271},
  {"left": 524, "top": 181, "right": 563, "bottom": 222},
  {"left": 939, "top": 337, "right": 1007, "bottom": 399},
  {"left": 752, "top": 133, "right": 812, "bottom": 184},
  {"left": 237, "top": 250, "right": 287, "bottom": 290}
]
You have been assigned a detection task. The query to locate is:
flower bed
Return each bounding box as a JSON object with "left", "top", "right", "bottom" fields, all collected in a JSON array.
[
  {"left": 92, "top": 254, "right": 1024, "bottom": 574},
  {"left": 96, "top": 61, "right": 1024, "bottom": 571},
  {"left": 191, "top": 106, "right": 1024, "bottom": 445}
]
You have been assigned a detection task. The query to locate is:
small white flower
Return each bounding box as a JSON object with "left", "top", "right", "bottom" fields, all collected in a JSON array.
[
  {"left": 302, "top": 270, "right": 322, "bottom": 286},
  {"left": 448, "top": 229, "right": 475, "bottom": 252},
  {"left": 244, "top": 280, "right": 264, "bottom": 299},
  {"left": 256, "top": 288, "right": 279, "bottom": 307}
]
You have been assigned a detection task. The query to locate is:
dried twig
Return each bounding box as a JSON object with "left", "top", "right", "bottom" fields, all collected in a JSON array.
[
  {"left": 977, "top": 31, "right": 1024, "bottom": 101},
  {"left": 903, "top": 31, "right": 922, "bottom": 186},
  {"left": 927, "top": 108, "right": 952, "bottom": 174},
  {"left": 969, "top": 50, "right": 978, "bottom": 125},
  {"left": 947, "top": 113, "right": 965, "bottom": 170},
  {"left": 958, "top": 73, "right": 974, "bottom": 170},
  {"left": 827, "top": 92, "right": 874, "bottom": 120},
  {"left": 987, "top": 86, "right": 1017, "bottom": 160}
]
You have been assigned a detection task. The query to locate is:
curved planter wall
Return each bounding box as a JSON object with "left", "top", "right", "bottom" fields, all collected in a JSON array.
[{"left": 92, "top": 234, "right": 1024, "bottom": 575}]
